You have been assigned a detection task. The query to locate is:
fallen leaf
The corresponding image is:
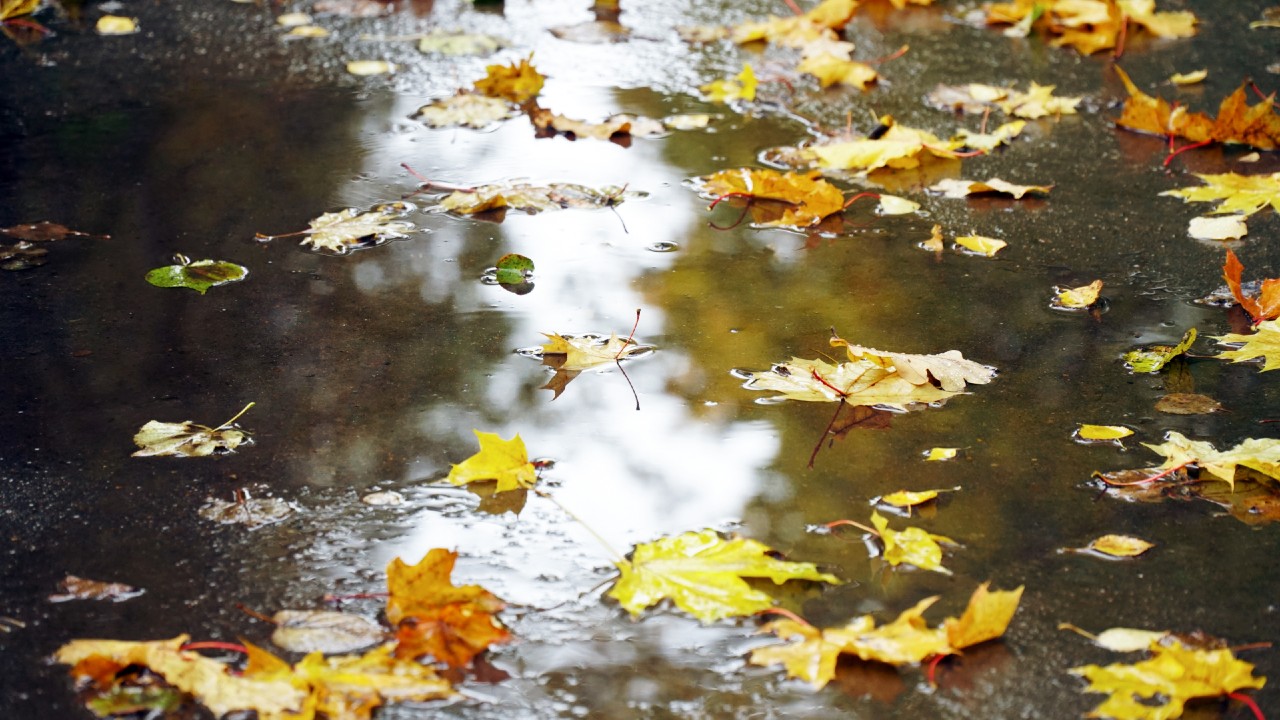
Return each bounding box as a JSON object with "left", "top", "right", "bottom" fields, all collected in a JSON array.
[
  {"left": 801, "top": 120, "right": 963, "bottom": 173},
  {"left": 829, "top": 333, "right": 997, "bottom": 391},
  {"left": 1117, "top": 68, "right": 1280, "bottom": 150},
  {"left": 747, "top": 618, "right": 846, "bottom": 688},
  {"left": 435, "top": 182, "right": 642, "bottom": 216},
  {"left": 954, "top": 234, "right": 1007, "bottom": 256},
  {"left": 446, "top": 430, "right": 536, "bottom": 492},
  {"left": 1071, "top": 639, "right": 1264, "bottom": 720},
  {"left": 1188, "top": 215, "right": 1247, "bottom": 241},
  {"left": 271, "top": 610, "right": 385, "bottom": 654},
  {"left": 493, "top": 253, "right": 533, "bottom": 285},
  {"left": 608, "top": 529, "right": 840, "bottom": 623},
  {"left": 871, "top": 511, "right": 954, "bottom": 574},
  {"left": 942, "top": 583, "right": 1024, "bottom": 651},
  {"left": 693, "top": 168, "right": 846, "bottom": 228},
  {"left": 0, "top": 221, "right": 106, "bottom": 242},
  {"left": 416, "top": 30, "right": 505, "bottom": 56},
  {"left": 1215, "top": 319, "right": 1280, "bottom": 372},
  {"left": 920, "top": 223, "right": 944, "bottom": 252},
  {"left": 876, "top": 194, "right": 920, "bottom": 214},
  {"left": 797, "top": 52, "right": 878, "bottom": 90},
  {"left": 198, "top": 493, "right": 294, "bottom": 528},
  {"left": 286, "top": 25, "right": 329, "bottom": 37},
  {"left": 1076, "top": 424, "right": 1134, "bottom": 442},
  {"left": 1123, "top": 328, "right": 1197, "bottom": 373},
  {"left": 923, "top": 448, "right": 958, "bottom": 461},
  {"left": 294, "top": 202, "right": 418, "bottom": 255},
  {"left": 700, "top": 63, "right": 757, "bottom": 103},
  {"left": 131, "top": 403, "right": 254, "bottom": 458},
  {"left": 473, "top": 55, "right": 543, "bottom": 103},
  {"left": 96, "top": 15, "right": 139, "bottom": 35},
  {"left": 57, "top": 636, "right": 307, "bottom": 718},
  {"left": 1077, "top": 534, "right": 1155, "bottom": 558},
  {"left": 1060, "top": 623, "right": 1170, "bottom": 652},
  {"left": 930, "top": 177, "right": 1052, "bottom": 199},
  {"left": 1163, "top": 172, "right": 1280, "bottom": 218},
  {"left": 538, "top": 332, "right": 650, "bottom": 371},
  {"left": 1221, "top": 249, "right": 1280, "bottom": 323},
  {"left": 145, "top": 257, "right": 248, "bottom": 295},
  {"left": 1053, "top": 280, "right": 1104, "bottom": 309},
  {"left": 1155, "top": 393, "right": 1222, "bottom": 415},
  {"left": 926, "top": 82, "right": 1082, "bottom": 118},
  {"left": 412, "top": 94, "right": 520, "bottom": 129},
  {"left": 1170, "top": 69, "right": 1207, "bottom": 85},
  {"left": 0, "top": 0, "right": 39, "bottom": 21},
  {"left": 986, "top": 0, "right": 1195, "bottom": 55},
  {"left": 48, "top": 575, "right": 144, "bottom": 603},
  {"left": 874, "top": 486, "right": 960, "bottom": 510},
  {"left": 954, "top": 120, "right": 1027, "bottom": 151},
  {"left": 741, "top": 356, "right": 959, "bottom": 409},
  {"left": 276, "top": 12, "right": 312, "bottom": 26},
  {"left": 1144, "top": 430, "right": 1280, "bottom": 489},
  {"left": 346, "top": 60, "right": 395, "bottom": 76},
  {"left": 530, "top": 107, "right": 669, "bottom": 141},
  {"left": 729, "top": 0, "right": 857, "bottom": 46},
  {"left": 385, "top": 549, "right": 510, "bottom": 667},
  {"left": 548, "top": 19, "right": 631, "bottom": 43}
]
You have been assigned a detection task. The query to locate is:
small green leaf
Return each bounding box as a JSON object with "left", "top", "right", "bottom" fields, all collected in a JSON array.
[
  {"left": 1123, "top": 328, "right": 1196, "bottom": 373},
  {"left": 146, "top": 259, "right": 248, "bottom": 295},
  {"left": 494, "top": 253, "right": 534, "bottom": 285}
]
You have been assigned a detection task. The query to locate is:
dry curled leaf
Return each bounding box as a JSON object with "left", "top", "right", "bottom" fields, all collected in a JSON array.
[{"left": 131, "top": 404, "right": 254, "bottom": 458}]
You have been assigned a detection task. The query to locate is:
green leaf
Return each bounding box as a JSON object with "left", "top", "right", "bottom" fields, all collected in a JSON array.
[
  {"left": 145, "top": 258, "right": 248, "bottom": 295},
  {"left": 494, "top": 253, "right": 534, "bottom": 285},
  {"left": 1123, "top": 328, "right": 1196, "bottom": 373}
]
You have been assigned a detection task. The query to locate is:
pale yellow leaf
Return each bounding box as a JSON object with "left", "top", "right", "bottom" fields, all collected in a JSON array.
[
  {"left": 954, "top": 234, "right": 1006, "bottom": 256},
  {"left": 96, "top": 15, "right": 138, "bottom": 34},
  {"left": 1084, "top": 534, "right": 1155, "bottom": 557},
  {"left": 1170, "top": 69, "right": 1207, "bottom": 85},
  {"left": 1077, "top": 424, "right": 1134, "bottom": 441},
  {"left": 1188, "top": 215, "right": 1247, "bottom": 241},
  {"left": 347, "top": 60, "right": 396, "bottom": 76}
]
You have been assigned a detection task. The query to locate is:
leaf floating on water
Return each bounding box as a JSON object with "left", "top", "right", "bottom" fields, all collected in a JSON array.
[
  {"left": 954, "top": 120, "right": 1026, "bottom": 151},
  {"left": 385, "top": 549, "right": 511, "bottom": 667},
  {"left": 1071, "top": 639, "right": 1265, "bottom": 720},
  {"left": 1143, "top": 430, "right": 1280, "bottom": 490},
  {"left": 1053, "top": 280, "right": 1104, "bottom": 309},
  {"left": 493, "top": 253, "right": 534, "bottom": 286},
  {"left": 797, "top": 52, "right": 877, "bottom": 90},
  {"left": 284, "top": 202, "right": 418, "bottom": 255},
  {"left": 48, "top": 575, "right": 144, "bottom": 603},
  {"left": 361, "top": 490, "right": 405, "bottom": 506},
  {"left": 473, "top": 55, "right": 544, "bottom": 103},
  {"left": 412, "top": 94, "right": 520, "bottom": 129},
  {"left": 1076, "top": 424, "right": 1134, "bottom": 443},
  {"left": 530, "top": 106, "right": 669, "bottom": 141},
  {"left": 275, "top": 12, "right": 312, "bottom": 26},
  {"left": 1155, "top": 393, "right": 1223, "bottom": 415},
  {"left": 96, "top": 15, "right": 139, "bottom": 35},
  {"left": 145, "top": 257, "right": 248, "bottom": 295},
  {"left": 876, "top": 194, "right": 920, "bottom": 215},
  {"left": 1072, "top": 534, "right": 1155, "bottom": 558},
  {"left": 608, "top": 529, "right": 840, "bottom": 623},
  {"left": 270, "top": 610, "right": 385, "bottom": 654},
  {"left": 446, "top": 430, "right": 537, "bottom": 493},
  {"left": 346, "top": 60, "right": 396, "bottom": 75},
  {"left": 1116, "top": 68, "right": 1280, "bottom": 150},
  {"left": 131, "top": 403, "right": 255, "bottom": 458},
  {"left": 1123, "top": 328, "right": 1197, "bottom": 373},
  {"left": 923, "top": 447, "right": 958, "bottom": 461},
  {"left": 870, "top": 511, "right": 955, "bottom": 574},
  {"left": 416, "top": 29, "right": 506, "bottom": 56},
  {"left": 433, "top": 182, "right": 644, "bottom": 216},
  {"left": 198, "top": 493, "right": 294, "bottom": 529},
  {"left": 874, "top": 486, "right": 960, "bottom": 510},
  {"left": 1059, "top": 623, "right": 1171, "bottom": 653},
  {"left": 931, "top": 177, "right": 1052, "bottom": 200},
  {"left": 700, "top": 63, "right": 756, "bottom": 103},
  {"left": 1170, "top": 69, "right": 1207, "bottom": 85},
  {"left": 925, "top": 82, "right": 1082, "bottom": 118},
  {"left": 691, "top": 168, "right": 846, "bottom": 229},
  {"left": 0, "top": 222, "right": 108, "bottom": 271},
  {"left": 0, "top": 0, "right": 39, "bottom": 21},
  {"left": 1188, "top": 215, "right": 1247, "bottom": 241},
  {"left": 1215, "top": 319, "right": 1280, "bottom": 372},
  {"left": 954, "top": 234, "right": 1007, "bottom": 257},
  {"left": 742, "top": 357, "right": 957, "bottom": 408},
  {"left": 830, "top": 332, "right": 997, "bottom": 392}
]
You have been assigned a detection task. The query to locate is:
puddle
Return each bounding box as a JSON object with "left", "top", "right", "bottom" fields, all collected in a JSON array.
[{"left": 2, "top": 1, "right": 1280, "bottom": 718}]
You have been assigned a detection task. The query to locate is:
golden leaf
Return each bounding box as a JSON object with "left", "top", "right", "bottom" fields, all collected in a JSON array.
[
  {"left": 1143, "top": 430, "right": 1280, "bottom": 489},
  {"left": 472, "top": 55, "right": 544, "bottom": 103},
  {"left": 871, "top": 511, "right": 953, "bottom": 574},
  {"left": 446, "top": 430, "right": 537, "bottom": 492},
  {"left": 930, "top": 177, "right": 1052, "bottom": 199},
  {"left": 797, "top": 53, "right": 877, "bottom": 90},
  {"left": 954, "top": 234, "right": 1007, "bottom": 256},
  {"left": 1215, "top": 320, "right": 1280, "bottom": 373},
  {"left": 1081, "top": 534, "right": 1155, "bottom": 558},
  {"left": 748, "top": 619, "right": 845, "bottom": 688},
  {"left": 694, "top": 167, "right": 846, "bottom": 228},
  {"left": 700, "top": 64, "right": 756, "bottom": 103},
  {"left": 346, "top": 60, "right": 395, "bottom": 76},
  {"left": 830, "top": 333, "right": 997, "bottom": 391},
  {"left": 1054, "top": 279, "right": 1104, "bottom": 309},
  {"left": 1076, "top": 424, "right": 1133, "bottom": 441},
  {"left": 1161, "top": 172, "right": 1280, "bottom": 218},
  {"left": 741, "top": 357, "right": 958, "bottom": 409},
  {"left": 943, "top": 583, "right": 1024, "bottom": 650}
]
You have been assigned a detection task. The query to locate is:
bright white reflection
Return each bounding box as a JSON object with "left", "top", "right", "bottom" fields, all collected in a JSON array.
[{"left": 346, "top": 88, "right": 782, "bottom": 573}]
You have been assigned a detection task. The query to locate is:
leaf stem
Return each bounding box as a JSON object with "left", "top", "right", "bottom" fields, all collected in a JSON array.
[
  {"left": 926, "top": 653, "right": 949, "bottom": 687},
  {"left": 1229, "top": 692, "right": 1266, "bottom": 720},
  {"left": 322, "top": 591, "right": 391, "bottom": 602},
  {"left": 756, "top": 607, "right": 812, "bottom": 627},
  {"left": 534, "top": 489, "right": 626, "bottom": 565},
  {"left": 842, "top": 192, "right": 881, "bottom": 209},
  {"left": 1112, "top": 13, "right": 1127, "bottom": 60},
  {"left": 181, "top": 641, "right": 249, "bottom": 654},
  {"left": 215, "top": 402, "right": 255, "bottom": 431},
  {"left": 1162, "top": 139, "right": 1212, "bottom": 167},
  {"left": 1094, "top": 462, "right": 1190, "bottom": 487},
  {"left": 615, "top": 309, "right": 641, "bottom": 360},
  {"left": 824, "top": 518, "right": 878, "bottom": 536},
  {"left": 234, "top": 603, "right": 277, "bottom": 624},
  {"left": 867, "top": 44, "right": 909, "bottom": 65}
]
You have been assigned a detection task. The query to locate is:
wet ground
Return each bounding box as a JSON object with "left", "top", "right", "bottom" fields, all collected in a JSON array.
[{"left": 3, "top": 0, "right": 1280, "bottom": 717}]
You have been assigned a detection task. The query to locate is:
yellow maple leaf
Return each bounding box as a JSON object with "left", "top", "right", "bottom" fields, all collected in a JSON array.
[
  {"left": 694, "top": 167, "right": 846, "bottom": 228},
  {"left": 731, "top": 0, "right": 858, "bottom": 46},
  {"left": 56, "top": 636, "right": 307, "bottom": 718},
  {"left": 741, "top": 357, "right": 958, "bottom": 409},
  {"left": 955, "top": 120, "right": 1026, "bottom": 151},
  {"left": 829, "top": 333, "right": 997, "bottom": 392},
  {"left": 385, "top": 549, "right": 506, "bottom": 625},
  {"left": 931, "top": 177, "right": 1052, "bottom": 199},
  {"left": 540, "top": 332, "right": 647, "bottom": 371},
  {"left": 608, "top": 529, "right": 840, "bottom": 623},
  {"left": 1072, "top": 640, "right": 1264, "bottom": 720},
  {"left": 472, "top": 55, "right": 544, "bottom": 104},
  {"left": 446, "top": 429, "right": 536, "bottom": 492},
  {"left": 877, "top": 486, "right": 958, "bottom": 507},
  {"left": 871, "top": 511, "right": 954, "bottom": 574},
  {"left": 1080, "top": 534, "right": 1155, "bottom": 558},
  {"left": 748, "top": 619, "right": 845, "bottom": 688},
  {"left": 1054, "top": 279, "right": 1104, "bottom": 309},
  {"left": 1077, "top": 424, "right": 1134, "bottom": 441},
  {"left": 797, "top": 52, "right": 877, "bottom": 90},
  {"left": 1161, "top": 172, "right": 1280, "bottom": 217},
  {"left": 804, "top": 121, "right": 961, "bottom": 173},
  {"left": 1216, "top": 320, "right": 1280, "bottom": 373},
  {"left": 986, "top": 0, "right": 1195, "bottom": 55},
  {"left": 1116, "top": 68, "right": 1280, "bottom": 150},
  {"left": 1143, "top": 430, "right": 1280, "bottom": 489},
  {"left": 943, "top": 583, "right": 1024, "bottom": 650},
  {"left": 700, "top": 63, "right": 757, "bottom": 103}
]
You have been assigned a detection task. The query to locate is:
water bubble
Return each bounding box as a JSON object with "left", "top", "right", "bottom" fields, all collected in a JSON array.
[{"left": 646, "top": 241, "right": 679, "bottom": 252}]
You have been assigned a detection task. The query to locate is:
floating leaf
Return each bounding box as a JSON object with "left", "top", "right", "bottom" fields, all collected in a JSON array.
[
  {"left": 931, "top": 177, "right": 1051, "bottom": 199},
  {"left": 290, "top": 202, "right": 418, "bottom": 254},
  {"left": 829, "top": 333, "right": 997, "bottom": 392},
  {"left": 1071, "top": 640, "right": 1264, "bottom": 720},
  {"left": 1221, "top": 249, "right": 1280, "bottom": 323},
  {"left": 955, "top": 120, "right": 1027, "bottom": 151},
  {"left": 446, "top": 430, "right": 536, "bottom": 493},
  {"left": 346, "top": 60, "right": 395, "bottom": 75},
  {"left": 412, "top": 94, "right": 520, "bottom": 129},
  {"left": 530, "top": 106, "right": 669, "bottom": 141},
  {"left": 1170, "top": 69, "right": 1207, "bottom": 85},
  {"left": 271, "top": 610, "right": 385, "bottom": 654},
  {"left": 385, "top": 549, "right": 510, "bottom": 667},
  {"left": 1215, "top": 320, "right": 1280, "bottom": 372},
  {"left": 96, "top": 15, "right": 139, "bottom": 35},
  {"left": 1155, "top": 393, "right": 1223, "bottom": 415},
  {"left": 473, "top": 55, "right": 543, "bottom": 103},
  {"left": 1144, "top": 430, "right": 1280, "bottom": 489},
  {"left": 1077, "top": 424, "right": 1134, "bottom": 442},
  {"left": 1123, "top": 328, "right": 1197, "bottom": 373},
  {"left": 1163, "top": 173, "right": 1280, "bottom": 218},
  {"left": 131, "top": 403, "right": 254, "bottom": 458},
  {"left": 435, "top": 182, "right": 642, "bottom": 216},
  {"left": 742, "top": 356, "right": 958, "bottom": 409},
  {"left": 608, "top": 529, "right": 840, "bottom": 623},
  {"left": 48, "top": 575, "right": 144, "bottom": 603},
  {"left": 494, "top": 253, "right": 534, "bottom": 285},
  {"left": 875, "top": 486, "right": 960, "bottom": 510},
  {"left": 870, "top": 511, "right": 954, "bottom": 574},
  {"left": 527, "top": 332, "right": 653, "bottom": 398},
  {"left": 145, "top": 257, "right": 247, "bottom": 295},
  {"left": 1078, "top": 534, "right": 1155, "bottom": 558},
  {"left": 1053, "top": 280, "right": 1104, "bottom": 309},
  {"left": 287, "top": 25, "right": 329, "bottom": 37},
  {"left": 701, "top": 64, "right": 757, "bottom": 103},
  {"left": 416, "top": 30, "right": 505, "bottom": 56},
  {"left": 877, "top": 194, "right": 920, "bottom": 215},
  {"left": 926, "top": 82, "right": 1082, "bottom": 118},
  {"left": 923, "top": 448, "right": 958, "bottom": 461},
  {"left": 1117, "top": 68, "right": 1280, "bottom": 150},
  {"left": 954, "top": 234, "right": 1007, "bottom": 257},
  {"left": 692, "top": 168, "right": 846, "bottom": 228},
  {"left": 986, "top": 0, "right": 1195, "bottom": 55}
]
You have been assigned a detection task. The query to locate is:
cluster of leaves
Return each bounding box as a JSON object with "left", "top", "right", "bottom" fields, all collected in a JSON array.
[
  {"left": 1162, "top": 172, "right": 1280, "bottom": 241},
  {"left": 1115, "top": 67, "right": 1280, "bottom": 152},
  {"left": 985, "top": 0, "right": 1197, "bottom": 56},
  {"left": 0, "top": 222, "right": 107, "bottom": 271}
]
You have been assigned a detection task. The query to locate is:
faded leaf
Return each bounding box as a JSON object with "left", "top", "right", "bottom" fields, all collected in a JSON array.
[
  {"left": 539, "top": 332, "right": 649, "bottom": 371},
  {"left": 871, "top": 511, "right": 954, "bottom": 574},
  {"left": 530, "top": 106, "right": 670, "bottom": 141},
  {"left": 830, "top": 333, "right": 998, "bottom": 392},
  {"left": 926, "top": 82, "right": 1082, "bottom": 119},
  {"left": 1077, "top": 424, "right": 1133, "bottom": 442},
  {"left": 1123, "top": 328, "right": 1197, "bottom": 373},
  {"left": 1188, "top": 215, "right": 1246, "bottom": 241},
  {"left": 954, "top": 234, "right": 1007, "bottom": 256},
  {"left": 1170, "top": 69, "right": 1207, "bottom": 86},
  {"left": 701, "top": 64, "right": 756, "bottom": 103},
  {"left": 473, "top": 55, "right": 543, "bottom": 103},
  {"left": 1155, "top": 393, "right": 1222, "bottom": 415},
  {"left": 608, "top": 529, "right": 840, "bottom": 623},
  {"left": 271, "top": 610, "right": 385, "bottom": 654},
  {"left": 1080, "top": 534, "right": 1155, "bottom": 558},
  {"left": 446, "top": 430, "right": 536, "bottom": 492},
  {"left": 1071, "top": 640, "right": 1264, "bottom": 720},
  {"left": 412, "top": 94, "right": 520, "bottom": 129},
  {"left": 347, "top": 60, "right": 395, "bottom": 75},
  {"left": 296, "top": 203, "right": 418, "bottom": 255},
  {"left": 435, "top": 182, "right": 642, "bottom": 216},
  {"left": 48, "top": 575, "right": 144, "bottom": 603},
  {"left": 287, "top": 25, "right": 329, "bottom": 37},
  {"left": 131, "top": 403, "right": 254, "bottom": 458},
  {"left": 693, "top": 168, "right": 846, "bottom": 228},
  {"left": 198, "top": 493, "right": 293, "bottom": 529},
  {"left": 1216, "top": 321, "right": 1280, "bottom": 372},
  {"left": 1060, "top": 623, "right": 1170, "bottom": 653},
  {"left": 57, "top": 636, "right": 307, "bottom": 718},
  {"left": 800, "top": 120, "right": 964, "bottom": 174},
  {"left": 1053, "top": 280, "right": 1104, "bottom": 309},
  {"left": 741, "top": 356, "right": 959, "bottom": 409},
  {"left": 931, "top": 177, "right": 1051, "bottom": 199},
  {"left": 877, "top": 194, "right": 920, "bottom": 215},
  {"left": 96, "top": 15, "right": 139, "bottom": 35},
  {"left": 385, "top": 549, "right": 510, "bottom": 667},
  {"left": 145, "top": 258, "right": 247, "bottom": 295},
  {"left": 416, "top": 30, "right": 505, "bottom": 56},
  {"left": 1144, "top": 430, "right": 1280, "bottom": 489}
]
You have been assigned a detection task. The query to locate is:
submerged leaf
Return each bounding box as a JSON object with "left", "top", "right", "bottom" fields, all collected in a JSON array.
[
  {"left": 416, "top": 30, "right": 505, "bottom": 56},
  {"left": 48, "top": 575, "right": 144, "bottom": 603},
  {"left": 1154, "top": 393, "right": 1222, "bottom": 415},
  {"left": 608, "top": 529, "right": 840, "bottom": 623}
]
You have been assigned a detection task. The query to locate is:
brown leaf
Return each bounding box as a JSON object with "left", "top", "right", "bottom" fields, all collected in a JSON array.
[
  {"left": 48, "top": 575, "right": 144, "bottom": 603},
  {"left": 1155, "top": 393, "right": 1223, "bottom": 415}
]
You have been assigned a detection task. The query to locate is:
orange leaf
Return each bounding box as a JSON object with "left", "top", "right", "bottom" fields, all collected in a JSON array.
[
  {"left": 393, "top": 603, "right": 512, "bottom": 668},
  {"left": 1116, "top": 67, "right": 1280, "bottom": 150},
  {"left": 1223, "top": 250, "right": 1280, "bottom": 323},
  {"left": 386, "top": 550, "right": 505, "bottom": 625}
]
